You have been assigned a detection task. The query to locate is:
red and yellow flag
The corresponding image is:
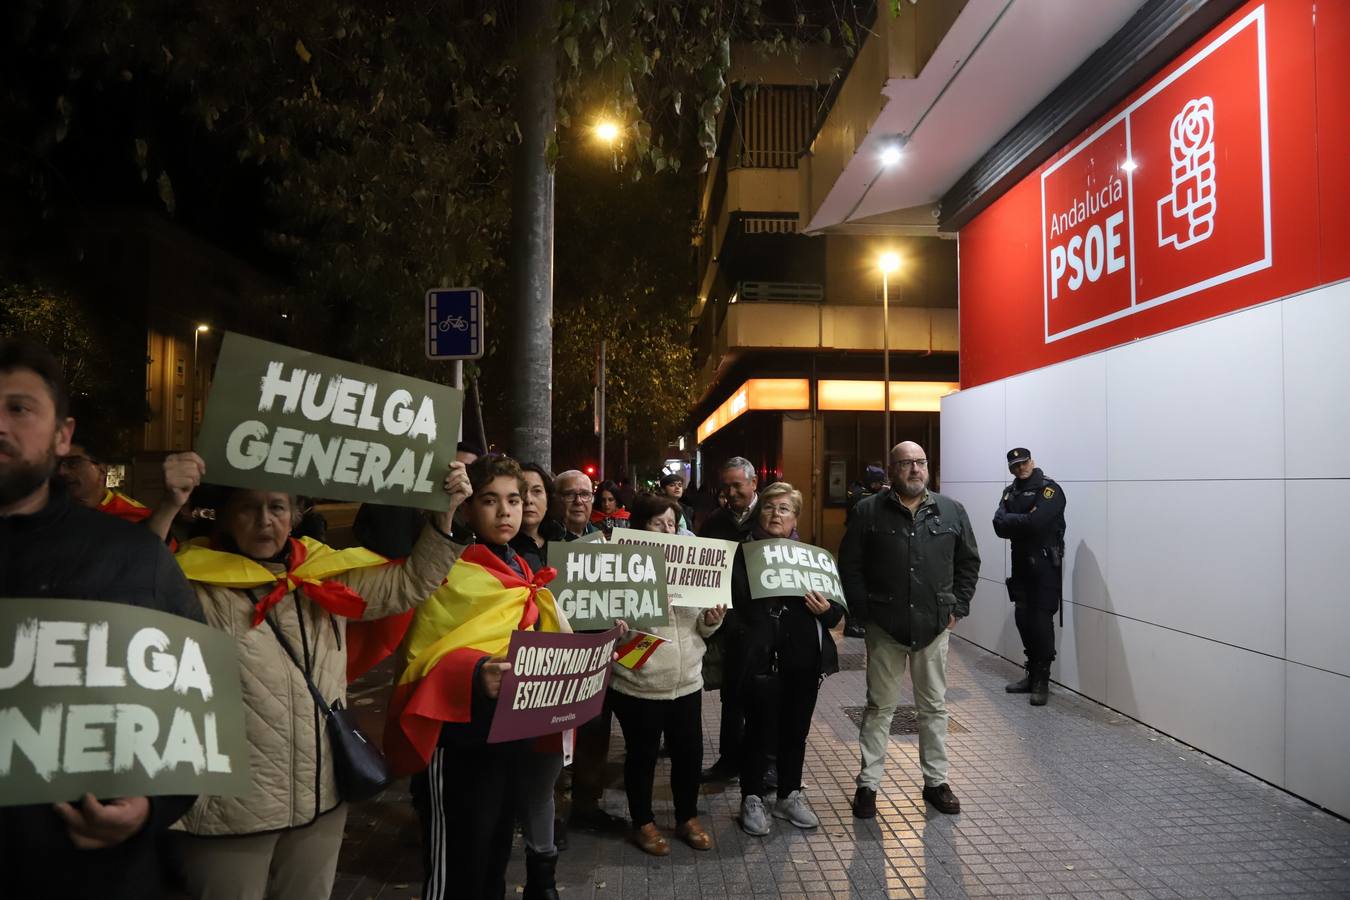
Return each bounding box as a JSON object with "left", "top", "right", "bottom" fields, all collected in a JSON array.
[
  {"left": 175, "top": 536, "right": 388, "bottom": 626},
  {"left": 383, "top": 545, "right": 567, "bottom": 775},
  {"left": 97, "top": 488, "right": 152, "bottom": 525},
  {"left": 614, "top": 631, "right": 668, "bottom": 671}
]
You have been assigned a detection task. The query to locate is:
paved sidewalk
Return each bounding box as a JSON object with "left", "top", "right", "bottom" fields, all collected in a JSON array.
[{"left": 334, "top": 634, "right": 1350, "bottom": 899}]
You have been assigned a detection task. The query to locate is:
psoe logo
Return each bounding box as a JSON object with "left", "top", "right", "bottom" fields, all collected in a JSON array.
[{"left": 1157, "top": 96, "right": 1217, "bottom": 250}]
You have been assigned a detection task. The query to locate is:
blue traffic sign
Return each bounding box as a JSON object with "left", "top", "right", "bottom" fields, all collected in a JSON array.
[{"left": 425, "top": 288, "right": 484, "bottom": 360}]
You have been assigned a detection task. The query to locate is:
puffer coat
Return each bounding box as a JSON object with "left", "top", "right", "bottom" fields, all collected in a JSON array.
[
  {"left": 178, "top": 527, "right": 458, "bottom": 836},
  {"left": 609, "top": 606, "right": 721, "bottom": 701}
]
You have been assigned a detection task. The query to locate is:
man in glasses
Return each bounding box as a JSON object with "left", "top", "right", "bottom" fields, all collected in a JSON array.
[
  {"left": 993, "top": 447, "right": 1067, "bottom": 707},
  {"left": 58, "top": 443, "right": 153, "bottom": 524},
  {"left": 840, "top": 441, "right": 980, "bottom": 819},
  {"left": 554, "top": 469, "right": 599, "bottom": 541}
]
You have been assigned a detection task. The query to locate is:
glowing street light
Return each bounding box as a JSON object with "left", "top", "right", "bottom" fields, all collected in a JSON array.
[
  {"left": 879, "top": 252, "right": 900, "bottom": 273},
  {"left": 595, "top": 120, "right": 621, "bottom": 143}
]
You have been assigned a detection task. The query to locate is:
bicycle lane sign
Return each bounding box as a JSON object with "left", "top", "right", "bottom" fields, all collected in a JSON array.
[{"left": 425, "top": 288, "right": 484, "bottom": 360}]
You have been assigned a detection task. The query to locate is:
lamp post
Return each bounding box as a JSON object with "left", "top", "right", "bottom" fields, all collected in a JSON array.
[
  {"left": 878, "top": 253, "right": 899, "bottom": 460},
  {"left": 192, "top": 324, "right": 210, "bottom": 447}
]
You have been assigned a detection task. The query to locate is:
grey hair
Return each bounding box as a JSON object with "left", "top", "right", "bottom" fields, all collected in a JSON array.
[
  {"left": 554, "top": 469, "right": 591, "bottom": 489},
  {"left": 719, "top": 456, "right": 755, "bottom": 481}
]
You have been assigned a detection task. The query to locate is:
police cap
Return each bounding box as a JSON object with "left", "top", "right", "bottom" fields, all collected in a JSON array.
[{"left": 1006, "top": 447, "right": 1032, "bottom": 469}]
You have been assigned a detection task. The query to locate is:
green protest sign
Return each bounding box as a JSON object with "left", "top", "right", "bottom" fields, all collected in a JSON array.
[
  {"left": 742, "top": 539, "right": 848, "bottom": 608},
  {"left": 552, "top": 543, "right": 670, "bottom": 631},
  {"left": 0, "top": 599, "right": 251, "bottom": 807},
  {"left": 197, "top": 332, "right": 463, "bottom": 511},
  {"left": 610, "top": 530, "right": 736, "bottom": 609}
]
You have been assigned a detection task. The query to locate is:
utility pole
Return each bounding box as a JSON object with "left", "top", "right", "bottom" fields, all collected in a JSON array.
[
  {"left": 598, "top": 339, "right": 606, "bottom": 480},
  {"left": 507, "top": 0, "right": 557, "bottom": 465}
]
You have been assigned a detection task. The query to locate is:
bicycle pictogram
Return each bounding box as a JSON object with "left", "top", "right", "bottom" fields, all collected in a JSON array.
[{"left": 438, "top": 314, "right": 469, "bottom": 333}]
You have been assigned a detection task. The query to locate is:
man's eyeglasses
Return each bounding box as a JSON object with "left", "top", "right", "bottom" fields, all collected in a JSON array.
[
  {"left": 57, "top": 456, "right": 96, "bottom": 470},
  {"left": 561, "top": 491, "right": 594, "bottom": 502},
  {"left": 893, "top": 458, "right": 927, "bottom": 469}
]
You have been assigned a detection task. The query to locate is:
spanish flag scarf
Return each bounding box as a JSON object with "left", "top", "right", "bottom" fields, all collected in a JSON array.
[
  {"left": 175, "top": 536, "right": 388, "bottom": 626},
  {"left": 384, "top": 544, "right": 563, "bottom": 775},
  {"left": 97, "top": 488, "right": 152, "bottom": 524}
]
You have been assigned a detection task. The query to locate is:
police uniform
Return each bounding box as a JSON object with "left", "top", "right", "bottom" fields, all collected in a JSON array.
[{"left": 992, "top": 448, "right": 1066, "bottom": 705}]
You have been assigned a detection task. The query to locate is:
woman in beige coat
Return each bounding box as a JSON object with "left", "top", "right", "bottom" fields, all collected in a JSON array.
[
  {"left": 610, "top": 493, "right": 725, "bottom": 856},
  {"left": 155, "top": 451, "right": 470, "bottom": 900}
]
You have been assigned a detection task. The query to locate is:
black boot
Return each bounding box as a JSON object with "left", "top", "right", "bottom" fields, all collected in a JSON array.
[
  {"left": 1005, "top": 663, "right": 1033, "bottom": 693},
  {"left": 1029, "top": 664, "right": 1050, "bottom": 706},
  {"left": 523, "top": 849, "right": 560, "bottom": 900}
]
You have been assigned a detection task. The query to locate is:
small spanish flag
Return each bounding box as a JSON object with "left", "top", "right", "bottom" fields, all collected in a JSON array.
[{"left": 614, "top": 631, "right": 668, "bottom": 671}]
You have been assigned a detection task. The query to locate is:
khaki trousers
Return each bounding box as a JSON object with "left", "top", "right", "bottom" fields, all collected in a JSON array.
[
  {"left": 174, "top": 804, "right": 348, "bottom": 900},
  {"left": 856, "top": 626, "right": 950, "bottom": 790}
]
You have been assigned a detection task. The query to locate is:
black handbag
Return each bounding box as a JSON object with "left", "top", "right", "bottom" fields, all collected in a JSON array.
[{"left": 264, "top": 614, "right": 393, "bottom": 802}]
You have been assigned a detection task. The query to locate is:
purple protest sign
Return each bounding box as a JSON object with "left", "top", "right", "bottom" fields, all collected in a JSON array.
[{"left": 487, "top": 626, "right": 621, "bottom": 744}]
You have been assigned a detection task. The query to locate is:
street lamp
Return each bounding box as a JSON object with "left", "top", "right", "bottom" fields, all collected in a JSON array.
[
  {"left": 193, "top": 325, "right": 210, "bottom": 445},
  {"left": 595, "top": 120, "right": 620, "bottom": 144},
  {"left": 878, "top": 253, "right": 900, "bottom": 460}
]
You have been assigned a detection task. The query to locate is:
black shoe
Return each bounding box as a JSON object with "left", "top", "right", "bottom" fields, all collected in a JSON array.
[
  {"left": 700, "top": 759, "right": 740, "bottom": 784},
  {"left": 568, "top": 806, "right": 628, "bottom": 833},
  {"left": 762, "top": 762, "right": 778, "bottom": 792},
  {"left": 844, "top": 623, "right": 866, "bottom": 638},
  {"left": 852, "top": 786, "right": 877, "bottom": 819},
  {"left": 523, "top": 849, "right": 560, "bottom": 900},
  {"left": 922, "top": 783, "right": 961, "bottom": 814},
  {"left": 1030, "top": 666, "right": 1050, "bottom": 706},
  {"left": 1005, "top": 670, "right": 1033, "bottom": 693}
]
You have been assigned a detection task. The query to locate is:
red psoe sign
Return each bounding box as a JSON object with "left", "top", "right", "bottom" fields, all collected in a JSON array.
[{"left": 1041, "top": 7, "right": 1270, "bottom": 342}]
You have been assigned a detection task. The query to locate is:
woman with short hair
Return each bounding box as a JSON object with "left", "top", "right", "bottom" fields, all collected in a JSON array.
[
  {"left": 731, "top": 482, "right": 844, "bottom": 837},
  {"left": 157, "top": 454, "right": 469, "bottom": 900},
  {"left": 609, "top": 493, "right": 725, "bottom": 855}
]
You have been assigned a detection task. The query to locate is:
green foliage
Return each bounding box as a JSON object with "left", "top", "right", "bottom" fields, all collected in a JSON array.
[
  {"left": 543, "top": 150, "right": 699, "bottom": 467},
  {"left": 3, "top": 0, "right": 855, "bottom": 467}
]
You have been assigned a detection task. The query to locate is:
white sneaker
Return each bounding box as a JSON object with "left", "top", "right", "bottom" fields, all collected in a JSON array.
[
  {"left": 773, "top": 790, "right": 820, "bottom": 828},
  {"left": 739, "top": 794, "right": 771, "bottom": 836}
]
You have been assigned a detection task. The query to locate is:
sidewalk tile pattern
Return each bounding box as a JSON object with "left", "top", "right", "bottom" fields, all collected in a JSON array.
[{"left": 333, "top": 635, "right": 1350, "bottom": 899}]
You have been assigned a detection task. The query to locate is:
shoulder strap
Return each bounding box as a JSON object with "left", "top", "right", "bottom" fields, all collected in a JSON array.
[{"left": 250, "top": 588, "right": 333, "bottom": 714}]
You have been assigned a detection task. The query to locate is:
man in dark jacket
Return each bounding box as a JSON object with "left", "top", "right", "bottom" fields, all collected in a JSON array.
[
  {"left": 698, "top": 456, "right": 759, "bottom": 542},
  {"left": 0, "top": 337, "right": 204, "bottom": 900},
  {"left": 839, "top": 441, "right": 980, "bottom": 819},
  {"left": 697, "top": 456, "right": 760, "bottom": 782},
  {"left": 993, "top": 447, "right": 1067, "bottom": 706}
]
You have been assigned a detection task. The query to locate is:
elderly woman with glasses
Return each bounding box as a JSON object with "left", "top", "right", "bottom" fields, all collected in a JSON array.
[{"left": 730, "top": 482, "right": 844, "bottom": 837}]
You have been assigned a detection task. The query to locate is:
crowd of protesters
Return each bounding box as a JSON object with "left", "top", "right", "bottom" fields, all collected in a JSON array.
[{"left": 1, "top": 334, "right": 981, "bottom": 900}]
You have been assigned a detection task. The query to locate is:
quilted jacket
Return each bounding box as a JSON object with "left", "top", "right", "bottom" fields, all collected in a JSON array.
[
  {"left": 177, "top": 527, "right": 459, "bottom": 836},
  {"left": 609, "top": 606, "right": 721, "bottom": 701}
]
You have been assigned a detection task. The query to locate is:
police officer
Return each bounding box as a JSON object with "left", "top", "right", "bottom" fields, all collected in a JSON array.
[{"left": 993, "top": 448, "right": 1066, "bottom": 706}]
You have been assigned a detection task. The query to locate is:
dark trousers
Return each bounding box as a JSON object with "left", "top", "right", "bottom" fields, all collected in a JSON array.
[
  {"left": 571, "top": 692, "right": 614, "bottom": 808},
  {"left": 411, "top": 741, "right": 522, "bottom": 900},
  {"left": 741, "top": 667, "right": 819, "bottom": 799},
  {"left": 715, "top": 686, "right": 744, "bottom": 769},
  {"left": 1014, "top": 601, "right": 1057, "bottom": 665},
  {"left": 610, "top": 689, "right": 703, "bottom": 826}
]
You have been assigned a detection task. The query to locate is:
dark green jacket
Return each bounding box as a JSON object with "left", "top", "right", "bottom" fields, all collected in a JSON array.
[{"left": 838, "top": 489, "right": 981, "bottom": 650}]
